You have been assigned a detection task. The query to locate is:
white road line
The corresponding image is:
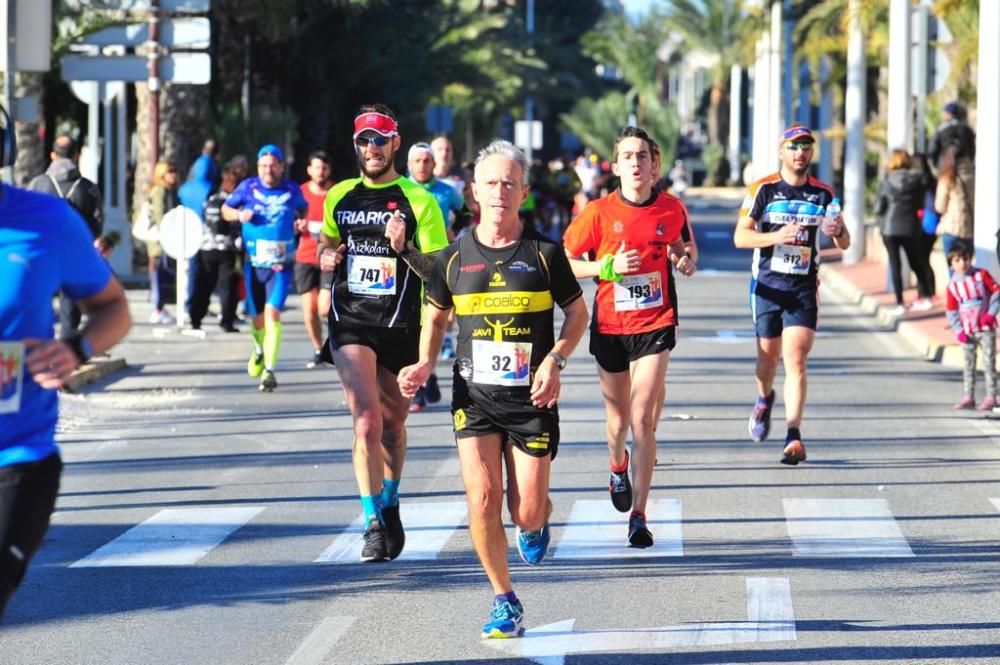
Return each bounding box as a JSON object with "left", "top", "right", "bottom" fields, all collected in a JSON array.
[
  {"left": 747, "top": 577, "right": 797, "bottom": 642},
  {"left": 990, "top": 498, "right": 1000, "bottom": 512},
  {"left": 70, "top": 506, "right": 265, "bottom": 567},
  {"left": 432, "top": 456, "right": 462, "bottom": 479},
  {"left": 783, "top": 498, "right": 914, "bottom": 557},
  {"left": 314, "top": 501, "right": 467, "bottom": 563},
  {"left": 553, "top": 498, "right": 682, "bottom": 559},
  {"left": 487, "top": 577, "right": 795, "bottom": 662},
  {"left": 284, "top": 616, "right": 355, "bottom": 665}
]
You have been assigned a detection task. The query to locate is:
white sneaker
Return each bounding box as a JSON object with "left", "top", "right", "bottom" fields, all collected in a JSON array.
[
  {"left": 910, "top": 298, "right": 933, "bottom": 312},
  {"left": 887, "top": 305, "right": 906, "bottom": 317},
  {"left": 149, "top": 310, "right": 163, "bottom": 324},
  {"left": 158, "top": 310, "right": 176, "bottom": 325}
]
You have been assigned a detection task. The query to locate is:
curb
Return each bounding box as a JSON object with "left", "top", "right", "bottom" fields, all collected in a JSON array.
[
  {"left": 63, "top": 357, "right": 128, "bottom": 393},
  {"left": 819, "top": 264, "right": 963, "bottom": 369}
]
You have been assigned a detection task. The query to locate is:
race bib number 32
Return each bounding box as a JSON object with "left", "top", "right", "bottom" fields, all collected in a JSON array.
[
  {"left": 348, "top": 255, "right": 397, "bottom": 296},
  {"left": 772, "top": 243, "right": 811, "bottom": 275},
  {"left": 472, "top": 340, "right": 532, "bottom": 386},
  {"left": 613, "top": 271, "right": 664, "bottom": 311},
  {"left": 0, "top": 341, "right": 25, "bottom": 414}
]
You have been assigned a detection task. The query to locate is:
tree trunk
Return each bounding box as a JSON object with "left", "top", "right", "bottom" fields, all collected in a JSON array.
[
  {"left": 12, "top": 72, "right": 45, "bottom": 186},
  {"left": 160, "top": 83, "right": 210, "bottom": 180}
]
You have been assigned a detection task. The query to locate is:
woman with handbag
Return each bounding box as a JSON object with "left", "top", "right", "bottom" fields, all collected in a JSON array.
[
  {"left": 935, "top": 143, "right": 975, "bottom": 267},
  {"left": 146, "top": 161, "right": 179, "bottom": 324}
]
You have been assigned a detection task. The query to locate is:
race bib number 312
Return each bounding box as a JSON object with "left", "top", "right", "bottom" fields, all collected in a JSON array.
[
  {"left": 0, "top": 341, "right": 25, "bottom": 414},
  {"left": 772, "top": 243, "right": 811, "bottom": 275},
  {"left": 348, "top": 255, "right": 397, "bottom": 296}
]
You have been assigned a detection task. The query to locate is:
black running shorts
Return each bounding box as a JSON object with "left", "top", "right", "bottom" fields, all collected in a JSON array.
[
  {"left": 451, "top": 380, "right": 560, "bottom": 460},
  {"left": 751, "top": 281, "right": 818, "bottom": 338},
  {"left": 294, "top": 262, "right": 334, "bottom": 294},
  {"left": 590, "top": 326, "right": 676, "bottom": 373},
  {"left": 325, "top": 324, "right": 419, "bottom": 375}
]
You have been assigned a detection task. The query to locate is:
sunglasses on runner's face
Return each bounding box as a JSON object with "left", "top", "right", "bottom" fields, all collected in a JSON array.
[
  {"left": 784, "top": 142, "right": 814, "bottom": 152},
  {"left": 355, "top": 135, "right": 391, "bottom": 147}
]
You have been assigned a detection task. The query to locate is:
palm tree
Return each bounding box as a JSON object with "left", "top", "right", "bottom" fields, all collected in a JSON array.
[
  {"left": 561, "top": 11, "right": 678, "bottom": 166},
  {"left": 656, "top": 0, "right": 763, "bottom": 148}
]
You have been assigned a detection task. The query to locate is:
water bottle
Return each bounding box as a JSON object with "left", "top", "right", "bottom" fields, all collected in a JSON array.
[{"left": 823, "top": 197, "right": 841, "bottom": 236}]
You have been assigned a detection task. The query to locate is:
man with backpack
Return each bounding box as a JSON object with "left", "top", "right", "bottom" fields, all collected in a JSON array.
[{"left": 28, "top": 136, "right": 105, "bottom": 339}]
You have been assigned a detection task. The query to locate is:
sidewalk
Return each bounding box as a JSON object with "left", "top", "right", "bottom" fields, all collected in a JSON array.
[{"left": 819, "top": 250, "right": 963, "bottom": 368}]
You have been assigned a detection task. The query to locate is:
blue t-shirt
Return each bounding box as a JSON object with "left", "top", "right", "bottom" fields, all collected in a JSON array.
[
  {"left": 0, "top": 184, "right": 114, "bottom": 467},
  {"left": 225, "top": 177, "right": 308, "bottom": 268},
  {"left": 413, "top": 177, "right": 464, "bottom": 226}
]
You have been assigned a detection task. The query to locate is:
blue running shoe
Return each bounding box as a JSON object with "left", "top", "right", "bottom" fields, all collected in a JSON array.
[
  {"left": 516, "top": 524, "right": 550, "bottom": 565},
  {"left": 481, "top": 599, "right": 525, "bottom": 639},
  {"left": 748, "top": 389, "right": 775, "bottom": 443}
]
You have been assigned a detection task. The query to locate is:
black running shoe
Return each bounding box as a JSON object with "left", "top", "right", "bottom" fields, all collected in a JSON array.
[
  {"left": 361, "top": 518, "right": 389, "bottom": 562},
  {"left": 258, "top": 369, "right": 278, "bottom": 392},
  {"left": 306, "top": 350, "right": 323, "bottom": 369},
  {"left": 425, "top": 373, "right": 442, "bottom": 404},
  {"left": 627, "top": 512, "right": 654, "bottom": 549},
  {"left": 381, "top": 503, "right": 406, "bottom": 560},
  {"left": 609, "top": 451, "right": 632, "bottom": 513}
]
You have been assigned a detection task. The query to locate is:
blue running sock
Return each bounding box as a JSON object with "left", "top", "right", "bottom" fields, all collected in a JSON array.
[
  {"left": 494, "top": 591, "right": 519, "bottom": 606},
  {"left": 380, "top": 478, "right": 400, "bottom": 508},
  {"left": 786, "top": 427, "right": 801, "bottom": 443},
  {"left": 361, "top": 495, "right": 381, "bottom": 524}
]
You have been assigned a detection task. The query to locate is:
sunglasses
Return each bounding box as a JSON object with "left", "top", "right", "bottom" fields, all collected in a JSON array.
[
  {"left": 784, "top": 142, "right": 814, "bottom": 152},
  {"left": 355, "top": 135, "right": 391, "bottom": 148}
]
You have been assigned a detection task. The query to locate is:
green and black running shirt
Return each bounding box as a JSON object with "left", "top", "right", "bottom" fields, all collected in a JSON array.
[
  {"left": 426, "top": 225, "right": 583, "bottom": 391},
  {"left": 322, "top": 176, "right": 448, "bottom": 329}
]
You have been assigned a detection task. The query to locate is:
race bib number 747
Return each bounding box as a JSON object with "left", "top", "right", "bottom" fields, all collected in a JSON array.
[{"left": 0, "top": 341, "right": 25, "bottom": 414}]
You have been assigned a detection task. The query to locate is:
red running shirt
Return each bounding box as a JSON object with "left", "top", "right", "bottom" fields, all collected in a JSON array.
[
  {"left": 563, "top": 189, "right": 689, "bottom": 334},
  {"left": 296, "top": 183, "right": 332, "bottom": 265}
]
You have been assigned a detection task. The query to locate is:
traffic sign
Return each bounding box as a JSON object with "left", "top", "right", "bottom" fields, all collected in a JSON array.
[
  {"left": 120, "top": 0, "right": 210, "bottom": 11},
  {"left": 159, "top": 206, "right": 203, "bottom": 260},
  {"left": 79, "top": 18, "right": 211, "bottom": 50},
  {"left": 514, "top": 120, "right": 543, "bottom": 151},
  {"left": 61, "top": 53, "right": 211, "bottom": 84},
  {"left": 0, "top": 0, "right": 52, "bottom": 72},
  {"left": 425, "top": 105, "right": 453, "bottom": 134}
]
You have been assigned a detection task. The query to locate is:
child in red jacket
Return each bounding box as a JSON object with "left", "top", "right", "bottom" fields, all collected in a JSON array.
[{"left": 946, "top": 241, "right": 1000, "bottom": 410}]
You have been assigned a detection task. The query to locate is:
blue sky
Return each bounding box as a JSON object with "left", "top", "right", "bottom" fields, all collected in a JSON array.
[{"left": 622, "top": 0, "right": 662, "bottom": 20}]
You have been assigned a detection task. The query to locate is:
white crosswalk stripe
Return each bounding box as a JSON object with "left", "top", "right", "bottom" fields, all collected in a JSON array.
[
  {"left": 284, "top": 616, "right": 356, "bottom": 665},
  {"left": 70, "top": 506, "right": 266, "bottom": 567},
  {"left": 314, "top": 500, "right": 468, "bottom": 563},
  {"left": 553, "top": 498, "right": 683, "bottom": 559},
  {"left": 783, "top": 498, "right": 914, "bottom": 557}
]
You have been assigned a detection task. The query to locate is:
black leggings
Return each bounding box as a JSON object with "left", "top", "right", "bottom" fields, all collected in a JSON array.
[
  {"left": 883, "top": 234, "right": 935, "bottom": 304},
  {"left": 0, "top": 454, "right": 61, "bottom": 621}
]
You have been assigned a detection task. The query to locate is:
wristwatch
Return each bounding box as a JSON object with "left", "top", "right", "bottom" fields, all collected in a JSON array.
[
  {"left": 65, "top": 334, "right": 94, "bottom": 364},
  {"left": 546, "top": 351, "right": 567, "bottom": 370}
]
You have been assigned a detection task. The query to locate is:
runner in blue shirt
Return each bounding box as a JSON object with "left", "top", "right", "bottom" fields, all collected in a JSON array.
[
  {"left": 222, "top": 144, "right": 308, "bottom": 392},
  {"left": 0, "top": 103, "right": 132, "bottom": 619}
]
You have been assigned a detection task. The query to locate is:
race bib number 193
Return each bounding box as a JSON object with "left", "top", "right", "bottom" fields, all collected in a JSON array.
[
  {"left": 0, "top": 341, "right": 25, "bottom": 414},
  {"left": 613, "top": 271, "right": 664, "bottom": 311}
]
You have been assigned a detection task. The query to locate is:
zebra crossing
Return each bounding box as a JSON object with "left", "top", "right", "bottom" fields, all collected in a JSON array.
[{"left": 66, "top": 495, "right": 945, "bottom": 568}]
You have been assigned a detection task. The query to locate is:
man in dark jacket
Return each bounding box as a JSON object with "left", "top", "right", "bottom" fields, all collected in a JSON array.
[
  {"left": 929, "top": 102, "right": 976, "bottom": 170},
  {"left": 27, "top": 136, "right": 105, "bottom": 339}
]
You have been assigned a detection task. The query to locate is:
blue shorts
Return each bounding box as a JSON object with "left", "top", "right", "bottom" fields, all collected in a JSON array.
[
  {"left": 244, "top": 263, "right": 292, "bottom": 316},
  {"left": 751, "top": 279, "right": 818, "bottom": 338}
]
